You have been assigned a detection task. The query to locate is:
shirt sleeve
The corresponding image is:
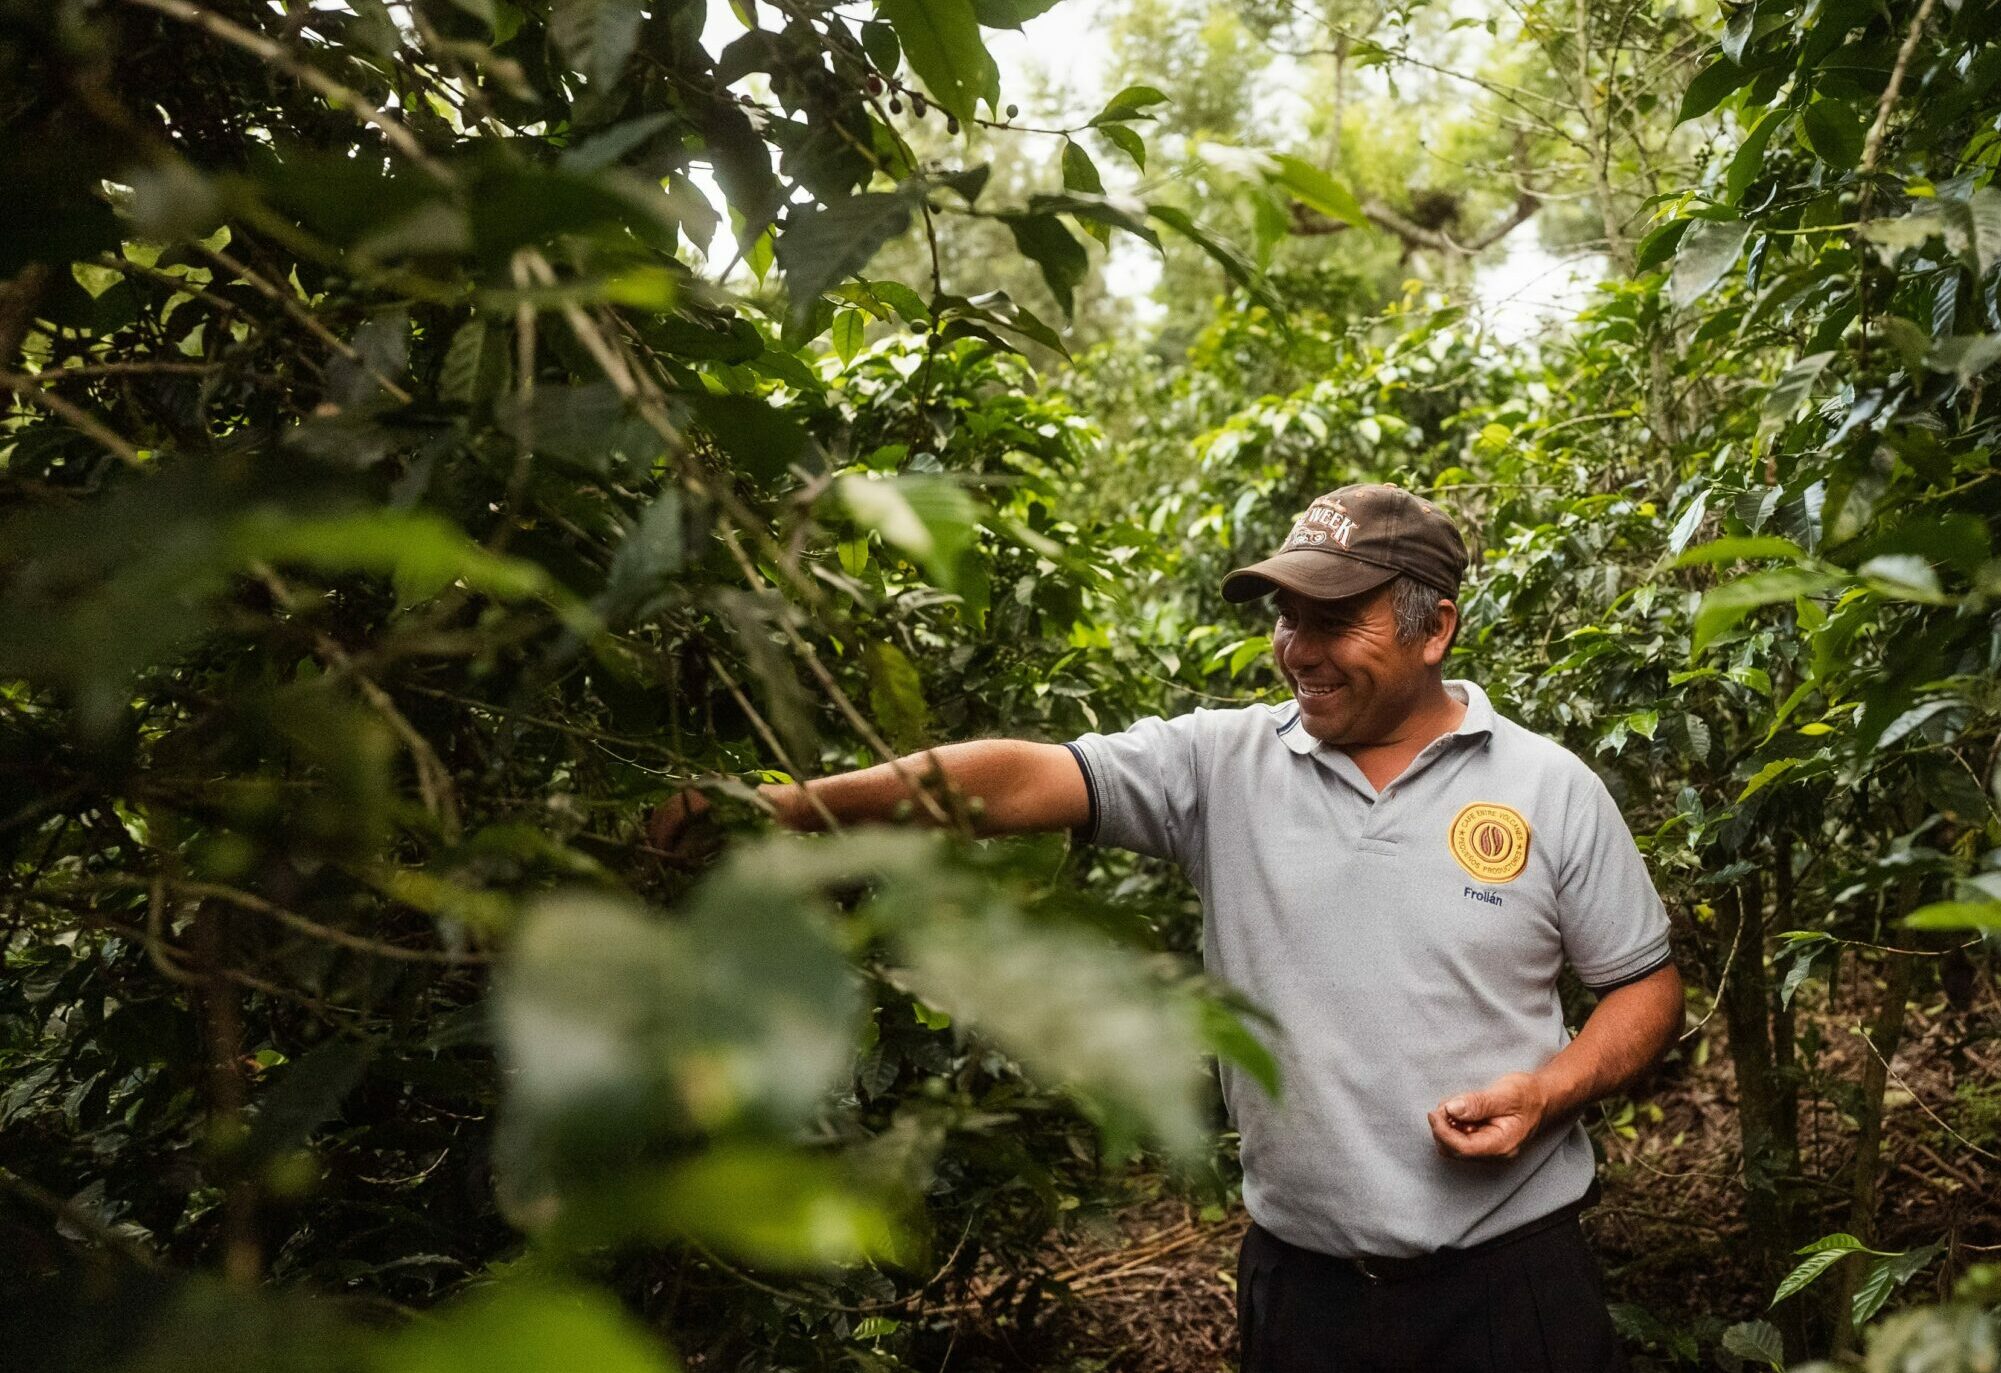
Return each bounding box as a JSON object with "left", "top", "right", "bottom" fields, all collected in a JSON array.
[
  {"left": 1554, "top": 765, "right": 1673, "bottom": 991},
  {"left": 1063, "top": 712, "right": 1205, "bottom": 866}
]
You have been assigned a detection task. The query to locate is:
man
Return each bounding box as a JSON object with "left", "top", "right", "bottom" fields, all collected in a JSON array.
[{"left": 651, "top": 483, "right": 1681, "bottom": 1372}]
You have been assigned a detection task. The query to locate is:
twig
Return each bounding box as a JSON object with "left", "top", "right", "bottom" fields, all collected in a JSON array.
[
  {"left": 706, "top": 655, "right": 839, "bottom": 831},
  {"left": 716, "top": 527, "right": 955, "bottom": 828},
  {"left": 26, "top": 361, "right": 225, "bottom": 379},
  {"left": 1851, "top": 1023, "right": 2000, "bottom": 1162},
  {"left": 146, "top": 876, "right": 203, "bottom": 987},
  {"left": 1859, "top": 0, "right": 1939, "bottom": 179},
  {"left": 400, "top": 684, "right": 696, "bottom": 759},
  {"left": 0, "top": 373, "right": 144, "bottom": 466},
  {"left": 256, "top": 563, "right": 461, "bottom": 838},
  {"left": 196, "top": 245, "right": 414, "bottom": 404},
  {"left": 1680, "top": 907, "right": 1744, "bottom": 1041},
  {"left": 88, "top": 873, "right": 489, "bottom": 965},
  {"left": 0, "top": 1166, "right": 159, "bottom": 1269}
]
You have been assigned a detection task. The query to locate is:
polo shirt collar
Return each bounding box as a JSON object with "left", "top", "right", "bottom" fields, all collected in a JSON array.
[{"left": 1273, "top": 678, "right": 1497, "bottom": 756}]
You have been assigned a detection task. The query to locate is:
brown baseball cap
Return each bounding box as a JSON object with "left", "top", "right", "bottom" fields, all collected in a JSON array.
[{"left": 1221, "top": 483, "right": 1468, "bottom": 604}]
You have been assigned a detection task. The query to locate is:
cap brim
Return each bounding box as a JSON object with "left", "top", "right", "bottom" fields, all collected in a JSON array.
[{"left": 1220, "top": 551, "right": 1400, "bottom": 605}]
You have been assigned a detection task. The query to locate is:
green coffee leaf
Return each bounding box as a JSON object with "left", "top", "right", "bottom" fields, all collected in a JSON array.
[
  {"left": 1759, "top": 351, "right": 1834, "bottom": 436},
  {"left": 974, "top": 0, "right": 1063, "bottom": 27},
  {"left": 237, "top": 1038, "right": 373, "bottom": 1178},
  {"left": 1149, "top": 203, "right": 1281, "bottom": 312},
  {"left": 1100, "top": 122, "right": 1146, "bottom": 169},
  {"left": 1857, "top": 554, "right": 1944, "bottom": 603},
  {"left": 777, "top": 188, "right": 924, "bottom": 326},
  {"left": 378, "top": 1281, "right": 681, "bottom": 1373},
  {"left": 1799, "top": 100, "right": 1867, "bottom": 169},
  {"left": 1904, "top": 900, "right": 2001, "bottom": 931},
  {"left": 549, "top": 0, "right": 645, "bottom": 89},
  {"left": 597, "top": 489, "right": 686, "bottom": 626},
  {"left": 1198, "top": 998, "right": 1281, "bottom": 1100},
  {"left": 1852, "top": 1245, "right": 1942, "bottom": 1329},
  {"left": 860, "top": 17, "right": 900, "bottom": 72},
  {"left": 496, "top": 886, "right": 859, "bottom": 1154},
  {"left": 440, "top": 319, "right": 512, "bottom": 408},
  {"left": 1721, "top": 1319, "right": 1785, "bottom": 1370},
  {"left": 1772, "top": 1247, "right": 1855, "bottom": 1306},
  {"left": 832, "top": 307, "right": 866, "bottom": 365},
  {"left": 231, "top": 509, "right": 566, "bottom": 611},
  {"left": 1926, "top": 334, "right": 2001, "bottom": 385},
  {"left": 1677, "top": 55, "right": 1755, "bottom": 123},
  {"left": 838, "top": 474, "right": 981, "bottom": 594},
  {"left": 876, "top": 0, "right": 1001, "bottom": 125},
  {"left": 864, "top": 640, "right": 932, "bottom": 752},
  {"left": 548, "top": 1145, "right": 909, "bottom": 1268},
  {"left": 1061, "top": 140, "right": 1103, "bottom": 196},
  {"left": 1001, "top": 212, "right": 1089, "bottom": 316},
  {"left": 1692, "top": 567, "right": 1841, "bottom": 655},
  {"left": 1726, "top": 108, "right": 1789, "bottom": 205},
  {"left": 1939, "top": 187, "right": 2001, "bottom": 275},
  {"left": 1272, "top": 154, "right": 1366, "bottom": 228},
  {"left": 1635, "top": 218, "right": 1691, "bottom": 272},
  {"left": 1092, "top": 84, "right": 1170, "bottom": 124},
  {"left": 1669, "top": 219, "right": 1750, "bottom": 309},
  {"left": 897, "top": 900, "right": 1209, "bottom": 1162},
  {"left": 681, "top": 393, "right": 808, "bottom": 483}
]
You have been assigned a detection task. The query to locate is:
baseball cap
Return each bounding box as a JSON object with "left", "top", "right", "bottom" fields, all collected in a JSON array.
[{"left": 1220, "top": 483, "right": 1468, "bottom": 604}]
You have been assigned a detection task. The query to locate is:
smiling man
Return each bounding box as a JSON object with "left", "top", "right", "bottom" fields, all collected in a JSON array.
[{"left": 650, "top": 482, "right": 1682, "bottom": 1372}]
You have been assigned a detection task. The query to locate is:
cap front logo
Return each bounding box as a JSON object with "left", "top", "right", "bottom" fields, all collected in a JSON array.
[
  {"left": 1287, "top": 498, "right": 1358, "bottom": 551},
  {"left": 1448, "top": 803, "right": 1531, "bottom": 884}
]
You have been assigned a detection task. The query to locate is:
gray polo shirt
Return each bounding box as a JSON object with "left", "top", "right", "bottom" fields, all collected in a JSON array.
[{"left": 1064, "top": 679, "right": 1671, "bottom": 1259}]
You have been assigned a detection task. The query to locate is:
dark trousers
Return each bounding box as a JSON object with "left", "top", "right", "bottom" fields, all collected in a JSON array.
[{"left": 1237, "top": 1217, "right": 1629, "bottom": 1373}]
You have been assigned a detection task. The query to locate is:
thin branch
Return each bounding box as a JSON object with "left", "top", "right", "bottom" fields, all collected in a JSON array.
[
  {"left": 1850, "top": 1019, "right": 1998, "bottom": 1162},
  {"left": 1291, "top": 192, "right": 1539, "bottom": 254},
  {"left": 21, "top": 360, "right": 225, "bottom": 380},
  {"left": 705, "top": 654, "right": 840, "bottom": 831},
  {"left": 0, "top": 372, "right": 144, "bottom": 466},
  {"left": 196, "top": 244, "right": 413, "bottom": 404},
  {"left": 1859, "top": 0, "right": 1940, "bottom": 179},
  {"left": 256, "top": 564, "right": 462, "bottom": 840},
  {"left": 87, "top": 873, "right": 491, "bottom": 965},
  {"left": 1681, "top": 908, "right": 1745, "bottom": 1042},
  {"left": 716, "top": 526, "right": 954, "bottom": 827},
  {"left": 0, "top": 1166, "right": 160, "bottom": 1269}
]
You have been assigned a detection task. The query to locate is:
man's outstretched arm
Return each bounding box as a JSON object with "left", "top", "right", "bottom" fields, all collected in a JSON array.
[
  {"left": 648, "top": 739, "right": 1091, "bottom": 851},
  {"left": 1426, "top": 962, "right": 1684, "bottom": 1161}
]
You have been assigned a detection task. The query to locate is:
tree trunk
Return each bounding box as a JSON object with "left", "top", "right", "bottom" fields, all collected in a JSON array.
[
  {"left": 1719, "top": 872, "right": 1812, "bottom": 1351},
  {"left": 1829, "top": 948, "right": 1916, "bottom": 1356},
  {"left": 1327, "top": 31, "right": 1348, "bottom": 172}
]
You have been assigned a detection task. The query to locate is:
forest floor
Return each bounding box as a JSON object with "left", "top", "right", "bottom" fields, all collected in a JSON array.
[{"left": 944, "top": 982, "right": 2001, "bottom": 1372}]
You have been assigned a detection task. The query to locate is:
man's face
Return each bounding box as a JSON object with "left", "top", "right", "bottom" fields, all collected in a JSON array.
[{"left": 1271, "top": 584, "right": 1449, "bottom": 746}]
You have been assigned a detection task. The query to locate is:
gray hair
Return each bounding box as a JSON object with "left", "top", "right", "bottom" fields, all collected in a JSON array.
[{"left": 1389, "top": 574, "right": 1452, "bottom": 646}]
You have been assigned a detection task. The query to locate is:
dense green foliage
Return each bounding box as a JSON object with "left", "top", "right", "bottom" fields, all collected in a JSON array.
[{"left": 3, "top": 0, "right": 1999, "bottom": 1370}]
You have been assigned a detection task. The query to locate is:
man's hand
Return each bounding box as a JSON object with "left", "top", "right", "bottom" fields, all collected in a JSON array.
[
  {"left": 645, "top": 788, "right": 717, "bottom": 865},
  {"left": 1427, "top": 1071, "right": 1550, "bottom": 1161},
  {"left": 1426, "top": 965, "right": 1683, "bottom": 1163}
]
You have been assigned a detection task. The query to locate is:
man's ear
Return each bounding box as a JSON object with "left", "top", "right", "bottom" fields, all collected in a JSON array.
[{"left": 1423, "top": 600, "right": 1459, "bottom": 667}]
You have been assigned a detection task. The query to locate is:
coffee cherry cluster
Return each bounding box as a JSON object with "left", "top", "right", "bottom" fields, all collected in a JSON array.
[{"left": 859, "top": 67, "right": 1015, "bottom": 135}]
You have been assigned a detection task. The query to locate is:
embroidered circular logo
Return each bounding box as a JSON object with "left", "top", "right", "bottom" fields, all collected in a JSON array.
[{"left": 1448, "top": 803, "right": 1532, "bottom": 884}]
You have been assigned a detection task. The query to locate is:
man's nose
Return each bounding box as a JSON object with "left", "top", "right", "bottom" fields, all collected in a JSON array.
[{"left": 1279, "top": 626, "right": 1327, "bottom": 670}]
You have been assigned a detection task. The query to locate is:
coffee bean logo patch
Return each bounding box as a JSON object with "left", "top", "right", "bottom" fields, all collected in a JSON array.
[{"left": 1448, "top": 803, "right": 1532, "bottom": 884}]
